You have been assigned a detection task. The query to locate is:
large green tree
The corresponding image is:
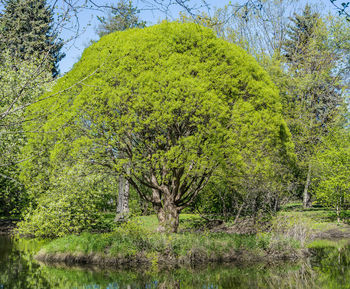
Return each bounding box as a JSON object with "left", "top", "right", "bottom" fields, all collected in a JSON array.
[{"left": 21, "top": 22, "right": 292, "bottom": 233}]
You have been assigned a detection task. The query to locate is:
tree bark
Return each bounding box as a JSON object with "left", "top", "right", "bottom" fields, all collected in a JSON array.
[
  {"left": 336, "top": 204, "right": 340, "bottom": 224},
  {"left": 303, "top": 162, "right": 312, "bottom": 209},
  {"left": 115, "top": 174, "right": 130, "bottom": 222},
  {"left": 155, "top": 204, "right": 180, "bottom": 233},
  {"left": 152, "top": 188, "right": 180, "bottom": 233}
]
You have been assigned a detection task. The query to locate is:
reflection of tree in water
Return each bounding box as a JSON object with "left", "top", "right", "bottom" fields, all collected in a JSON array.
[
  {"left": 2, "top": 235, "right": 350, "bottom": 288},
  {"left": 310, "top": 244, "right": 350, "bottom": 289},
  {"left": 0, "top": 236, "right": 51, "bottom": 288}
]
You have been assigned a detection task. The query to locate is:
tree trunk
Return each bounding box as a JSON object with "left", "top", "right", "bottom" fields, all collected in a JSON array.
[
  {"left": 336, "top": 204, "right": 340, "bottom": 224},
  {"left": 233, "top": 202, "right": 244, "bottom": 225},
  {"left": 303, "top": 162, "right": 312, "bottom": 209},
  {"left": 155, "top": 205, "right": 179, "bottom": 233},
  {"left": 336, "top": 196, "right": 341, "bottom": 224},
  {"left": 153, "top": 191, "right": 180, "bottom": 233},
  {"left": 115, "top": 174, "right": 130, "bottom": 222}
]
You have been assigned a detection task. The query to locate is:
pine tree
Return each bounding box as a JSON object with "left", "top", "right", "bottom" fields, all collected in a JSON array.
[
  {"left": 0, "top": 0, "right": 65, "bottom": 76},
  {"left": 97, "top": 0, "right": 146, "bottom": 37},
  {"left": 284, "top": 5, "right": 319, "bottom": 65}
]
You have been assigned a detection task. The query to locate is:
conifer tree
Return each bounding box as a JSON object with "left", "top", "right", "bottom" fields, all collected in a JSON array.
[
  {"left": 97, "top": 0, "right": 146, "bottom": 37},
  {"left": 283, "top": 5, "right": 319, "bottom": 65},
  {"left": 0, "top": 0, "right": 62, "bottom": 216},
  {"left": 0, "top": 0, "right": 65, "bottom": 76}
]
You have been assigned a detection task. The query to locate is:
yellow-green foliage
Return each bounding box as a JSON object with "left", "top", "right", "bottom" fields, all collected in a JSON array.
[{"left": 313, "top": 130, "right": 350, "bottom": 214}]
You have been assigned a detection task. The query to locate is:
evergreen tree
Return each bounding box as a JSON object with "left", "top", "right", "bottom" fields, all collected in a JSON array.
[
  {"left": 0, "top": 0, "right": 65, "bottom": 76},
  {"left": 284, "top": 5, "right": 319, "bottom": 65},
  {"left": 97, "top": 0, "right": 146, "bottom": 37},
  {"left": 0, "top": 0, "right": 62, "bottom": 216}
]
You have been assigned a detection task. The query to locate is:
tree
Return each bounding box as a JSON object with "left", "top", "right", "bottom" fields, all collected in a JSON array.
[
  {"left": 0, "top": 0, "right": 65, "bottom": 215},
  {"left": 282, "top": 6, "right": 346, "bottom": 208},
  {"left": 97, "top": 0, "right": 146, "bottom": 37},
  {"left": 21, "top": 22, "right": 292, "bottom": 233},
  {"left": 283, "top": 5, "right": 319, "bottom": 63},
  {"left": 313, "top": 129, "right": 350, "bottom": 223},
  {"left": 0, "top": 0, "right": 65, "bottom": 77}
]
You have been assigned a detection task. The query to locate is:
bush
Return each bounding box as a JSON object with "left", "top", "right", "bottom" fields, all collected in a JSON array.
[{"left": 17, "top": 188, "right": 100, "bottom": 238}]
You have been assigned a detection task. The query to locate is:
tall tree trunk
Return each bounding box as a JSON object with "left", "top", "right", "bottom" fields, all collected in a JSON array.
[
  {"left": 303, "top": 162, "right": 312, "bottom": 209},
  {"left": 336, "top": 194, "right": 341, "bottom": 224},
  {"left": 336, "top": 203, "right": 340, "bottom": 224},
  {"left": 115, "top": 174, "right": 130, "bottom": 222}
]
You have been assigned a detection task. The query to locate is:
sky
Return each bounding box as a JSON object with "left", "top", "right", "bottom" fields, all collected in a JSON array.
[{"left": 55, "top": 0, "right": 337, "bottom": 74}]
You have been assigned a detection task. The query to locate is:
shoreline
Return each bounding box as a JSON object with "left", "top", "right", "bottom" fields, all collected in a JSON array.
[
  {"left": 33, "top": 229, "right": 308, "bottom": 269},
  {"left": 0, "top": 219, "right": 19, "bottom": 235},
  {"left": 35, "top": 247, "right": 308, "bottom": 269}
]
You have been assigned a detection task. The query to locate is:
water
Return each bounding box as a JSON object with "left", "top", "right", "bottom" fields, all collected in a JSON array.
[{"left": 1, "top": 235, "right": 350, "bottom": 289}]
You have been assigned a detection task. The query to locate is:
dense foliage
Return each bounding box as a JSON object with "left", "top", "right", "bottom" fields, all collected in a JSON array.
[
  {"left": 0, "top": 54, "right": 52, "bottom": 217},
  {"left": 313, "top": 130, "right": 350, "bottom": 222}
]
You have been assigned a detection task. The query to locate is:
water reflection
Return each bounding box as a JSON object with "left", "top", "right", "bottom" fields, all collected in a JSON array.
[{"left": 1, "top": 235, "right": 350, "bottom": 288}]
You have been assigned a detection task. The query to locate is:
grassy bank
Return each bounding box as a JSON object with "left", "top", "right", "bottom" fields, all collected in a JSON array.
[{"left": 36, "top": 220, "right": 303, "bottom": 268}]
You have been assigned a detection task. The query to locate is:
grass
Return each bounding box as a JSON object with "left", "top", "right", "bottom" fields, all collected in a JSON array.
[
  {"left": 279, "top": 202, "right": 350, "bottom": 232},
  {"left": 269, "top": 202, "right": 350, "bottom": 249},
  {"left": 135, "top": 214, "right": 203, "bottom": 232},
  {"left": 38, "top": 219, "right": 301, "bottom": 267},
  {"left": 306, "top": 238, "right": 350, "bottom": 249}
]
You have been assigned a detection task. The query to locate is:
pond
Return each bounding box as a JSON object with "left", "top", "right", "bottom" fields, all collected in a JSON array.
[{"left": 1, "top": 235, "right": 350, "bottom": 289}]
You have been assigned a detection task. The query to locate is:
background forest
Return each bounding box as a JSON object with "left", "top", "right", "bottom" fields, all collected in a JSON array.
[{"left": 0, "top": 0, "right": 349, "bottom": 237}]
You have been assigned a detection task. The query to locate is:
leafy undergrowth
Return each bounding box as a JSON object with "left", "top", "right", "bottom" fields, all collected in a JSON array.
[{"left": 37, "top": 220, "right": 302, "bottom": 267}]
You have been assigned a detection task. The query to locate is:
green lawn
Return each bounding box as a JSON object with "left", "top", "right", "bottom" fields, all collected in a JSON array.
[
  {"left": 135, "top": 214, "right": 203, "bottom": 231},
  {"left": 279, "top": 202, "right": 350, "bottom": 232}
]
